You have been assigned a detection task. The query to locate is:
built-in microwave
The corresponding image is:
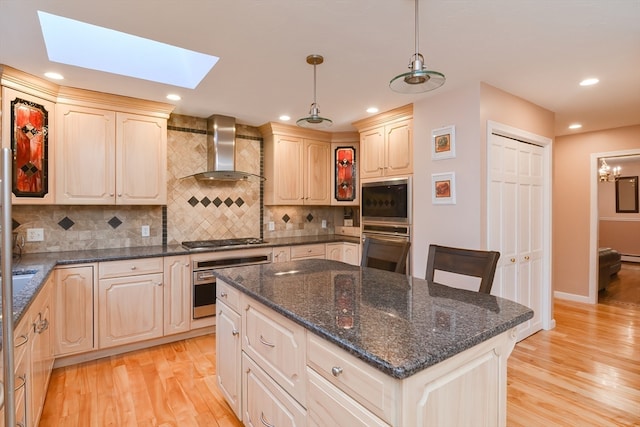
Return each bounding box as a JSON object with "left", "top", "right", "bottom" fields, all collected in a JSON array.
[{"left": 361, "top": 177, "right": 411, "bottom": 224}]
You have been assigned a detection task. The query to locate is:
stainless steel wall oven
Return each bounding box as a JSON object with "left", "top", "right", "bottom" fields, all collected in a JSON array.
[{"left": 186, "top": 242, "right": 272, "bottom": 320}]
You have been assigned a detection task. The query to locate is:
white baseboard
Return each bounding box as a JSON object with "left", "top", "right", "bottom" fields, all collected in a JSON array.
[
  {"left": 553, "top": 291, "right": 593, "bottom": 304},
  {"left": 621, "top": 255, "right": 640, "bottom": 263}
]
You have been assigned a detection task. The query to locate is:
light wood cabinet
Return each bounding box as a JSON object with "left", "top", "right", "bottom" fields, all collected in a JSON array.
[
  {"left": 326, "top": 242, "right": 360, "bottom": 266},
  {"left": 216, "top": 282, "right": 243, "bottom": 420},
  {"left": 98, "top": 259, "right": 164, "bottom": 348},
  {"left": 29, "top": 275, "right": 54, "bottom": 427},
  {"left": 290, "top": 244, "right": 326, "bottom": 260},
  {"left": 242, "top": 294, "right": 307, "bottom": 405},
  {"left": 242, "top": 353, "right": 307, "bottom": 427},
  {"left": 260, "top": 122, "right": 331, "bottom": 205},
  {"left": 272, "top": 246, "right": 291, "bottom": 263},
  {"left": 352, "top": 104, "right": 413, "bottom": 179},
  {"left": 307, "top": 368, "right": 389, "bottom": 427},
  {"left": 163, "top": 255, "right": 191, "bottom": 336},
  {"left": 56, "top": 105, "right": 167, "bottom": 205},
  {"left": 54, "top": 264, "right": 96, "bottom": 356}
]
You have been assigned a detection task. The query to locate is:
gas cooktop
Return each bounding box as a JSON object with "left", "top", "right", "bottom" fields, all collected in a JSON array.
[{"left": 181, "top": 238, "right": 266, "bottom": 250}]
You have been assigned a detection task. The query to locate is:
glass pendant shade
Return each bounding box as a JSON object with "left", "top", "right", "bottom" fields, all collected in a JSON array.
[
  {"left": 390, "top": 0, "right": 445, "bottom": 93},
  {"left": 297, "top": 54, "right": 332, "bottom": 129}
]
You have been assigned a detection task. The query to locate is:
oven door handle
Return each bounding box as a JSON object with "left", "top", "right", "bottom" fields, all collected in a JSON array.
[{"left": 362, "top": 232, "right": 410, "bottom": 243}]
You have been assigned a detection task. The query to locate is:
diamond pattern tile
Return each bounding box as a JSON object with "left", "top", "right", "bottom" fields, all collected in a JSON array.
[
  {"left": 224, "top": 197, "right": 233, "bottom": 207},
  {"left": 213, "top": 197, "right": 223, "bottom": 207},
  {"left": 58, "top": 216, "right": 75, "bottom": 230},
  {"left": 107, "top": 216, "right": 123, "bottom": 229},
  {"left": 188, "top": 196, "right": 199, "bottom": 207},
  {"left": 306, "top": 213, "right": 314, "bottom": 222},
  {"left": 282, "top": 214, "right": 290, "bottom": 223},
  {"left": 235, "top": 197, "right": 244, "bottom": 207},
  {"left": 201, "top": 197, "right": 211, "bottom": 207}
]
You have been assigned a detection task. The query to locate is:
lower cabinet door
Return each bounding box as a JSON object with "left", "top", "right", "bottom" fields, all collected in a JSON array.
[
  {"left": 98, "top": 273, "right": 164, "bottom": 348},
  {"left": 242, "top": 353, "right": 306, "bottom": 427},
  {"left": 307, "top": 368, "right": 389, "bottom": 427},
  {"left": 216, "top": 301, "right": 242, "bottom": 419}
]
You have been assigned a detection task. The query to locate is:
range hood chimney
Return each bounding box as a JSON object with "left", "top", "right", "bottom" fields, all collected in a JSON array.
[{"left": 184, "top": 114, "right": 264, "bottom": 181}]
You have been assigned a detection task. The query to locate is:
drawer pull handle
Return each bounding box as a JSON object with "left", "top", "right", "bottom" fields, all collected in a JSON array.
[
  {"left": 15, "top": 334, "right": 28, "bottom": 348},
  {"left": 331, "top": 366, "right": 343, "bottom": 377},
  {"left": 35, "top": 318, "right": 49, "bottom": 334},
  {"left": 232, "top": 329, "right": 239, "bottom": 336},
  {"left": 220, "top": 291, "right": 228, "bottom": 298},
  {"left": 259, "top": 335, "right": 276, "bottom": 348},
  {"left": 15, "top": 374, "right": 26, "bottom": 391},
  {"left": 260, "top": 412, "right": 275, "bottom": 427}
]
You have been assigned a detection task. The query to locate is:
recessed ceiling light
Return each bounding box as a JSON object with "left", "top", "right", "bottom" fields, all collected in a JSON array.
[
  {"left": 279, "top": 115, "right": 291, "bottom": 121},
  {"left": 166, "top": 94, "right": 181, "bottom": 101},
  {"left": 579, "top": 78, "right": 599, "bottom": 86},
  {"left": 37, "top": 11, "right": 219, "bottom": 89},
  {"left": 366, "top": 107, "right": 379, "bottom": 114},
  {"left": 569, "top": 123, "right": 582, "bottom": 129},
  {"left": 44, "top": 72, "right": 63, "bottom": 80}
]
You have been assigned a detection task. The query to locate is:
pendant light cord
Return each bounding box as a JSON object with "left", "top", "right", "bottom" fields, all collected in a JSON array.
[
  {"left": 414, "top": 0, "right": 419, "bottom": 56},
  {"left": 313, "top": 62, "right": 317, "bottom": 107}
]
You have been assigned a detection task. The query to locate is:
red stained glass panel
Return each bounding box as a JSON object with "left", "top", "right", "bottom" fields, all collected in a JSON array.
[
  {"left": 335, "top": 147, "right": 356, "bottom": 201},
  {"left": 11, "top": 98, "right": 48, "bottom": 197}
]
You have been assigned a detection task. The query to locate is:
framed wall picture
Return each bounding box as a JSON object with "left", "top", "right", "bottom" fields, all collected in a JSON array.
[
  {"left": 432, "top": 125, "right": 456, "bottom": 160},
  {"left": 432, "top": 172, "right": 456, "bottom": 205}
]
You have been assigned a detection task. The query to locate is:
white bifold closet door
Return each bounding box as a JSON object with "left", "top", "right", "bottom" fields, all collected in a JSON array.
[{"left": 488, "top": 133, "right": 544, "bottom": 341}]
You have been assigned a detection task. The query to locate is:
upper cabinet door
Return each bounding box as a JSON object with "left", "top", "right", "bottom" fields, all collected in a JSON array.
[
  {"left": 116, "top": 112, "right": 167, "bottom": 205},
  {"left": 385, "top": 118, "right": 413, "bottom": 177},
  {"left": 56, "top": 104, "right": 116, "bottom": 204},
  {"left": 304, "top": 139, "right": 331, "bottom": 205},
  {"left": 359, "top": 127, "right": 385, "bottom": 179}
]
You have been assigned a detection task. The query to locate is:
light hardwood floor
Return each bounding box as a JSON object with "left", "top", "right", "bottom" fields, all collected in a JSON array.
[{"left": 40, "top": 300, "right": 640, "bottom": 426}]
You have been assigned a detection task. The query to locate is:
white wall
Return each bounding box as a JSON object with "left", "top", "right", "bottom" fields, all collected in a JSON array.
[{"left": 412, "top": 83, "right": 482, "bottom": 278}]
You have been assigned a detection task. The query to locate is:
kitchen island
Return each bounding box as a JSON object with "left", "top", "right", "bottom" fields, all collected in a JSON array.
[{"left": 213, "top": 259, "right": 533, "bottom": 427}]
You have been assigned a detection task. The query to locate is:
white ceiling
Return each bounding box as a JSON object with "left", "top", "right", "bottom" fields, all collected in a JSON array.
[{"left": 1, "top": 0, "right": 639, "bottom": 135}]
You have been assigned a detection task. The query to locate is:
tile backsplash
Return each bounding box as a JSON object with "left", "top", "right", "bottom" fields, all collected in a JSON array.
[{"left": 11, "top": 113, "right": 346, "bottom": 253}]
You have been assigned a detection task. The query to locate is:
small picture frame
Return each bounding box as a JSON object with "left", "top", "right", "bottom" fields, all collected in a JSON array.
[
  {"left": 432, "top": 125, "right": 456, "bottom": 160},
  {"left": 432, "top": 172, "right": 456, "bottom": 205}
]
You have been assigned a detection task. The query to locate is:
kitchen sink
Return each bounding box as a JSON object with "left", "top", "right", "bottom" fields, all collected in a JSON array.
[{"left": 0, "top": 271, "right": 36, "bottom": 295}]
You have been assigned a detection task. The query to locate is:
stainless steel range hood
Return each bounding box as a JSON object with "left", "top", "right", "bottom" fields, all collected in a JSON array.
[{"left": 184, "top": 114, "right": 264, "bottom": 181}]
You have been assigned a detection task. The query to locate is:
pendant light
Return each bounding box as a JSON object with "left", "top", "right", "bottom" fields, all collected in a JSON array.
[
  {"left": 390, "top": 0, "right": 445, "bottom": 93},
  {"left": 297, "top": 54, "right": 332, "bottom": 129}
]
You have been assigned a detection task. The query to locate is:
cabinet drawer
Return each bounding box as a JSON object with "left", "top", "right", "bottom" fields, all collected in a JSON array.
[
  {"left": 242, "top": 296, "right": 307, "bottom": 405},
  {"left": 217, "top": 279, "right": 241, "bottom": 313},
  {"left": 308, "top": 368, "right": 389, "bottom": 427},
  {"left": 99, "top": 257, "right": 163, "bottom": 278},
  {"left": 242, "top": 352, "right": 306, "bottom": 426},
  {"left": 290, "top": 244, "right": 326, "bottom": 259},
  {"left": 307, "top": 334, "right": 397, "bottom": 424}
]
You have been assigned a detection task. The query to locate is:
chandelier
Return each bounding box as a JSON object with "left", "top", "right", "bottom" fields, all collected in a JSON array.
[{"left": 598, "top": 159, "right": 621, "bottom": 182}]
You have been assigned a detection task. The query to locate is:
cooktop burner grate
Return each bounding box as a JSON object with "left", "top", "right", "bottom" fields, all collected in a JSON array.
[{"left": 182, "top": 237, "right": 265, "bottom": 249}]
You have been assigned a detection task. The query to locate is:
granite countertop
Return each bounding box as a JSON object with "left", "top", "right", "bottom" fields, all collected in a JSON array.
[
  {"left": 212, "top": 259, "right": 534, "bottom": 379},
  {"left": 0, "top": 235, "right": 358, "bottom": 349}
]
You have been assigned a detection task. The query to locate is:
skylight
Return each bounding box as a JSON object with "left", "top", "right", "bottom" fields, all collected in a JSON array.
[{"left": 37, "top": 11, "right": 219, "bottom": 89}]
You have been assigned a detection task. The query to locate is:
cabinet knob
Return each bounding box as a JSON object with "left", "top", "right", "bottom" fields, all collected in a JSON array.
[
  {"left": 524, "top": 255, "right": 530, "bottom": 260},
  {"left": 156, "top": 282, "right": 163, "bottom": 286},
  {"left": 510, "top": 258, "right": 516, "bottom": 263},
  {"left": 118, "top": 193, "right": 122, "bottom": 197},
  {"left": 131, "top": 266, "right": 137, "bottom": 270},
  {"left": 220, "top": 291, "right": 228, "bottom": 298},
  {"left": 331, "top": 366, "right": 343, "bottom": 377},
  {"left": 232, "top": 329, "right": 239, "bottom": 336},
  {"left": 109, "top": 193, "right": 115, "bottom": 197}
]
